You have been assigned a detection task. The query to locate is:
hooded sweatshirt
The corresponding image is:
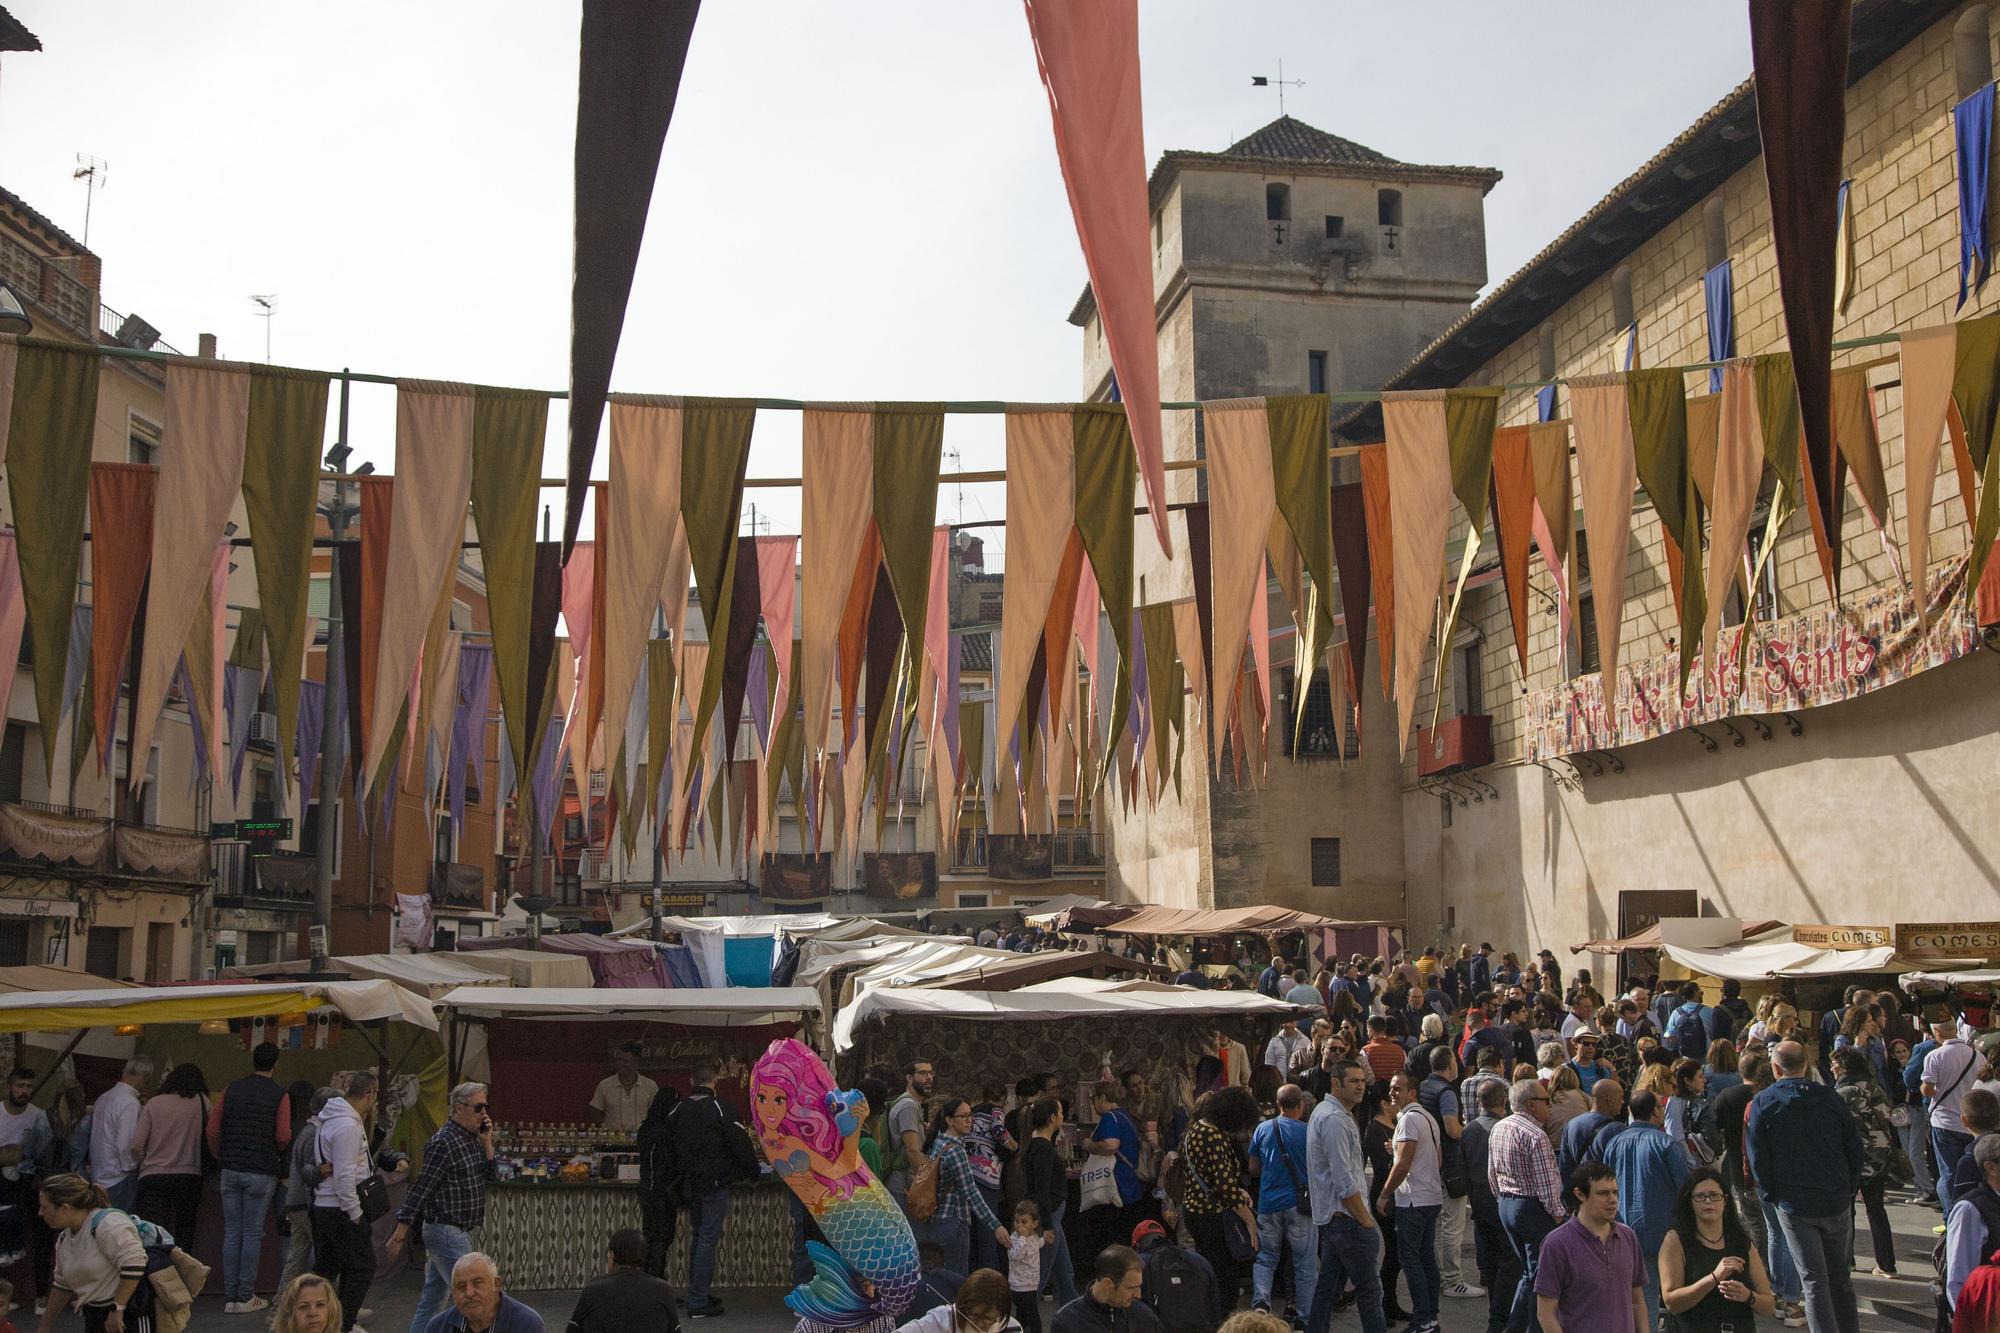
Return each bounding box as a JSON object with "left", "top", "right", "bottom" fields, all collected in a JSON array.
[
  {"left": 310, "top": 1096, "right": 370, "bottom": 1221},
  {"left": 896, "top": 1306, "right": 1024, "bottom": 1333}
]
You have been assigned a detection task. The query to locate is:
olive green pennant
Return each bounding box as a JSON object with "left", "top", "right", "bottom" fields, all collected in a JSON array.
[
  {"left": 8, "top": 341, "right": 99, "bottom": 776},
  {"left": 679, "top": 399, "right": 755, "bottom": 781},
  {"left": 241, "top": 367, "right": 330, "bottom": 801},
  {"left": 1627, "top": 368, "right": 1705, "bottom": 690},
  {"left": 1071, "top": 404, "right": 1136, "bottom": 764},
  {"left": 1265, "top": 395, "right": 1335, "bottom": 753},
  {"left": 644, "top": 638, "right": 676, "bottom": 848},
  {"left": 1435, "top": 387, "right": 1500, "bottom": 723},
  {"left": 467, "top": 387, "right": 552, "bottom": 782}
]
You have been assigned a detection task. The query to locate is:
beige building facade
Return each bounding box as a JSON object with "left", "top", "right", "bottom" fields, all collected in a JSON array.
[{"left": 1381, "top": 0, "right": 2000, "bottom": 955}]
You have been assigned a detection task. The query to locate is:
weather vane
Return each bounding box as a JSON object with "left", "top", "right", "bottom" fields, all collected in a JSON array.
[{"left": 1251, "top": 60, "right": 1305, "bottom": 116}]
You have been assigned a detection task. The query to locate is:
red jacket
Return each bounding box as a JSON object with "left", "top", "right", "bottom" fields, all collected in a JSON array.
[{"left": 1956, "top": 1248, "right": 2000, "bottom": 1333}]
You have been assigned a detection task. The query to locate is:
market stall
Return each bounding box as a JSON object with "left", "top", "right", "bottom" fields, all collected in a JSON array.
[
  {"left": 831, "top": 981, "right": 1306, "bottom": 1091},
  {"left": 445, "top": 946, "right": 596, "bottom": 989},
  {"left": 455, "top": 931, "right": 672, "bottom": 988},
  {"left": 221, "top": 952, "right": 510, "bottom": 999},
  {"left": 0, "top": 980, "right": 441, "bottom": 1294},
  {"left": 432, "top": 985, "right": 822, "bottom": 1290}
]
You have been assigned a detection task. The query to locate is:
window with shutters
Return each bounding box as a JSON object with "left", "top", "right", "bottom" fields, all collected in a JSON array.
[{"left": 1310, "top": 837, "right": 1342, "bottom": 887}]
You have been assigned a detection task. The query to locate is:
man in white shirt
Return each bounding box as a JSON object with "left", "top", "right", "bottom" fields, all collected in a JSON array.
[
  {"left": 1264, "top": 1018, "right": 1310, "bottom": 1078},
  {"left": 87, "top": 1055, "right": 152, "bottom": 1210},
  {"left": 1926, "top": 1014, "right": 1985, "bottom": 1211},
  {"left": 589, "top": 1044, "right": 660, "bottom": 1132},
  {"left": 1558, "top": 994, "right": 1596, "bottom": 1042},
  {"left": 1377, "top": 1072, "right": 1445, "bottom": 1333}
]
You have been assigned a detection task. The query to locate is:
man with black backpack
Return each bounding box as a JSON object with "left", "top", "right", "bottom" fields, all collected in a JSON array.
[
  {"left": 1132, "top": 1219, "right": 1217, "bottom": 1333},
  {"left": 1664, "top": 983, "right": 1712, "bottom": 1063},
  {"left": 1418, "top": 1046, "right": 1482, "bottom": 1302},
  {"left": 661, "top": 1061, "right": 759, "bottom": 1319}
]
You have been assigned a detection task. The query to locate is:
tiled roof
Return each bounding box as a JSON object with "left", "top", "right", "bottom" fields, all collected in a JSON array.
[
  {"left": 0, "top": 184, "right": 88, "bottom": 257},
  {"left": 960, "top": 630, "right": 993, "bottom": 674},
  {"left": 0, "top": 7, "right": 40, "bottom": 52},
  {"left": 1219, "top": 116, "right": 1402, "bottom": 169}
]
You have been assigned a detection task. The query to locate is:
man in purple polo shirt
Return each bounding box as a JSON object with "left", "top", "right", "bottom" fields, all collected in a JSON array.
[{"left": 1534, "top": 1162, "right": 1648, "bottom": 1333}]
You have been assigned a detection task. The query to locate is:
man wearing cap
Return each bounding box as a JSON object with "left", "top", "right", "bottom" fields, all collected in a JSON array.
[{"left": 1563, "top": 1033, "right": 1614, "bottom": 1095}]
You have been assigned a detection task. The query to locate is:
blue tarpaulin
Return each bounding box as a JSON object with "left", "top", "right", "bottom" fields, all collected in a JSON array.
[
  {"left": 1957, "top": 83, "right": 1994, "bottom": 308},
  {"left": 1703, "top": 260, "right": 1734, "bottom": 394}
]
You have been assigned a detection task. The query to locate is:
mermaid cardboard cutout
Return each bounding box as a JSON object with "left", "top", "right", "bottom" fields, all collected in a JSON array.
[{"left": 751, "top": 1038, "right": 919, "bottom": 1330}]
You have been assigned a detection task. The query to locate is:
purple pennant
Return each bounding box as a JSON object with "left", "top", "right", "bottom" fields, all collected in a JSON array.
[
  {"left": 175, "top": 658, "right": 208, "bottom": 792},
  {"left": 941, "top": 634, "right": 962, "bottom": 767},
  {"left": 1127, "top": 607, "right": 1150, "bottom": 773},
  {"left": 297, "top": 679, "right": 324, "bottom": 808},
  {"left": 225, "top": 663, "right": 259, "bottom": 800},
  {"left": 746, "top": 644, "right": 770, "bottom": 749},
  {"left": 530, "top": 712, "right": 565, "bottom": 849},
  {"left": 451, "top": 645, "right": 494, "bottom": 833}
]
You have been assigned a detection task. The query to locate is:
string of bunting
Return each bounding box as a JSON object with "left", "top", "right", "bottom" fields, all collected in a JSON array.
[{"left": 0, "top": 306, "right": 1985, "bottom": 870}]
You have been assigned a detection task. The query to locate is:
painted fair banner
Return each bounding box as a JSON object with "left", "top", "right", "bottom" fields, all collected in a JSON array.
[{"left": 1526, "top": 556, "right": 1981, "bottom": 760}]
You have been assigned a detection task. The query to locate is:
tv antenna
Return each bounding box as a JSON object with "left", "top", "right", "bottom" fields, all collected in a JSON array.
[
  {"left": 72, "top": 155, "right": 107, "bottom": 247},
  {"left": 1251, "top": 61, "right": 1305, "bottom": 116},
  {"left": 249, "top": 294, "right": 276, "bottom": 362}
]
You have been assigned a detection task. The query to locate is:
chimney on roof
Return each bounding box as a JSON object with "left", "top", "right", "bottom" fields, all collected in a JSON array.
[{"left": 198, "top": 333, "right": 217, "bottom": 359}]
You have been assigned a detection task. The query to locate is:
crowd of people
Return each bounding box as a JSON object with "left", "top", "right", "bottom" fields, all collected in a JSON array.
[
  {"left": 0, "top": 936, "right": 1968, "bottom": 1333},
  {"left": 860, "top": 938, "right": 1949, "bottom": 1333}
]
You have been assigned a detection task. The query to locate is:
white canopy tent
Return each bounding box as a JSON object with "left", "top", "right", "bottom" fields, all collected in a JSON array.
[
  {"left": 1660, "top": 939, "right": 1902, "bottom": 980},
  {"left": 223, "top": 953, "right": 509, "bottom": 999},
  {"left": 433, "top": 986, "right": 821, "bottom": 1026},
  {"left": 449, "top": 948, "right": 596, "bottom": 989},
  {"left": 833, "top": 981, "right": 1303, "bottom": 1053}
]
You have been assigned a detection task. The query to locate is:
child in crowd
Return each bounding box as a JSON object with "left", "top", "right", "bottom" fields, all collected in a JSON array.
[{"left": 1004, "top": 1200, "right": 1053, "bottom": 1333}]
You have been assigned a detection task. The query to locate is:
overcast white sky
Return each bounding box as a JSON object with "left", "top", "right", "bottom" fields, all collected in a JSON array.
[{"left": 0, "top": 1, "right": 1752, "bottom": 558}]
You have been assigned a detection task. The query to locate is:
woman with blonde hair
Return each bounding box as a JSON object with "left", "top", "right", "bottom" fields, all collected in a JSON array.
[
  {"left": 268, "top": 1273, "right": 341, "bottom": 1333},
  {"left": 1635, "top": 1061, "right": 1675, "bottom": 1102}
]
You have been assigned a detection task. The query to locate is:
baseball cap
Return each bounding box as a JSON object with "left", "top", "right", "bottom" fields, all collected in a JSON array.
[{"left": 1131, "top": 1220, "right": 1167, "bottom": 1246}]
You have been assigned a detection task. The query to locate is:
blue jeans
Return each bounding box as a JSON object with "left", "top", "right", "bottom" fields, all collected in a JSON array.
[
  {"left": 103, "top": 1176, "right": 138, "bottom": 1213},
  {"left": 687, "top": 1187, "right": 730, "bottom": 1309},
  {"left": 1761, "top": 1199, "right": 1802, "bottom": 1302},
  {"left": 1306, "top": 1214, "right": 1384, "bottom": 1333},
  {"left": 1041, "top": 1201, "right": 1078, "bottom": 1305},
  {"left": 1936, "top": 1127, "right": 1975, "bottom": 1213},
  {"left": 219, "top": 1170, "right": 277, "bottom": 1302},
  {"left": 970, "top": 1185, "right": 1004, "bottom": 1273},
  {"left": 1395, "top": 1204, "right": 1442, "bottom": 1324},
  {"left": 1254, "top": 1207, "right": 1318, "bottom": 1314},
  {"left": 917, "top": 1214, "right": 971, "bottom": 1279},
  {"left": 1900, "top": 1116, "right": 1934, "bottom": 1198},
  {"left": 1497, "top": 1195, "right": 1559, "bottom": 1333},
  {"left": 408, "top": 1222, "right": 473, "bottom": 1333},
  {"left": 1772, "top": 1205, "right": 1860, "bottom": 1333}
]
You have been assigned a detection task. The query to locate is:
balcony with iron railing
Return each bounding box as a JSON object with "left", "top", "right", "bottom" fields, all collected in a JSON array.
[
  {"left": 213, "top": 845, "right": 316, "bottom": 907},
  {"left": 0, "top": 799, "right": 213, "bottom": 887},
  {"left": 951, "top": 827, "right": 1104, "bottom": 875},
  {"left": 431, "top": 861, "right": 487, "bottom": 910}
]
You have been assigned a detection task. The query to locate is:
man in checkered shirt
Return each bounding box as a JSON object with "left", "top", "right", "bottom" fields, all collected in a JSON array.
[
  {"left": 387, "top": 1082, "right": 499, "bottom": 1333},
  {"left": 1487, "top": 1079, "right": 1568, "bottom": 1333}
]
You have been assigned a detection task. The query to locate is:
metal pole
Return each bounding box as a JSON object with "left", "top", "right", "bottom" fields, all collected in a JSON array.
[
  {"left": 649, "top": 838, "right": 663, "bottom": 943},
  {"left": 311, "top": 372, "right": 351, "bottom": 958}
]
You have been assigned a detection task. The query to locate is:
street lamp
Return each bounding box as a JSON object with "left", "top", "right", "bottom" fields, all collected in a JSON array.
[{"left": 0, "top": 281, "right": 32, "bottom": 336}]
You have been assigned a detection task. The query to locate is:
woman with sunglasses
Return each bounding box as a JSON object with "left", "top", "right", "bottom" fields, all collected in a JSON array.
[{"left": 1658, "top": 1166, "right": 1775, "bottom": 1331}]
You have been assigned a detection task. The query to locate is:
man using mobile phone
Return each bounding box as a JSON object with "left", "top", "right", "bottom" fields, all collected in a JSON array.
[{"left": 389, "top": 1081, "right": 500, "bottom": 1333}]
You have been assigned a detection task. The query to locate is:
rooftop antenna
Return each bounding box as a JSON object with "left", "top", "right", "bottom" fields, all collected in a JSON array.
[
  {"left": 945, "top": 443, "right": 964, "bottom": 525},
  {"left": 72, "top": 154, "right": 107, "bottom": 247},
  {"left": 250, "top": 294, "right": 276, "bottom": 362},
  {"left": 1250, "top": 60, "right": 1305, "bottom": 117}
]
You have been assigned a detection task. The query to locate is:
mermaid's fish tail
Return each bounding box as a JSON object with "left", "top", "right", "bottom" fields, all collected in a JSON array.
[{"left": 784, "top": 1241, "right": 876, "bottom": 1327}]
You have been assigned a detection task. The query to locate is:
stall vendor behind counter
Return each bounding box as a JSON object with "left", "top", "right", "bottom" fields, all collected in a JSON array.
[{"left": 591, "top": 1044, "right": 661, "bottom": 1132}]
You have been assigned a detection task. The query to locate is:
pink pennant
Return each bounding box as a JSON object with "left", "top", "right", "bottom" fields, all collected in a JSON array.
[{"left": 755, "top": 536, "right": 799, "bottom": 724}]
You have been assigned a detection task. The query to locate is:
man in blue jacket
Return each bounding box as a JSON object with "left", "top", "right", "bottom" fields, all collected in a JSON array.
[{"left": 1747, "top": 1041, "right": 1864, "bottom": 1333}]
